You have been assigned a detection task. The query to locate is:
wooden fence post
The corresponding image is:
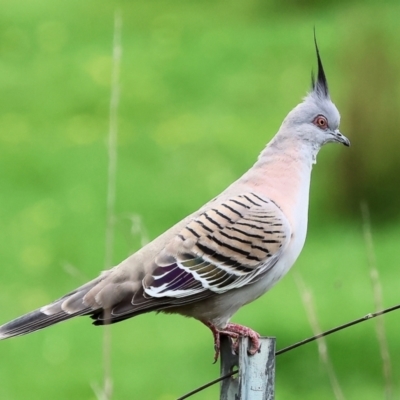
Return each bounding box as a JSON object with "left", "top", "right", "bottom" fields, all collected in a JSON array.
[{"left": 220, "top": 336, "right": 276, "bottom": 400}]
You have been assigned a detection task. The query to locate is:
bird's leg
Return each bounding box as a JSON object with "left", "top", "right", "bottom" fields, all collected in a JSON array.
[
  {"left": 202, "top": 321, "right": 237, "bottom": 363},
  {"left": 202, "top": 321, "right": 260, "bottom": 363}
]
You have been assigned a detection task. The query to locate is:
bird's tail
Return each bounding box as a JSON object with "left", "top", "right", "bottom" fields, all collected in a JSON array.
[
  {"left": 0, "top": 308, "right": 88, "bottom": 339},
  {"left": 0, "top": 275, "right": 105, "bottom": 340}
]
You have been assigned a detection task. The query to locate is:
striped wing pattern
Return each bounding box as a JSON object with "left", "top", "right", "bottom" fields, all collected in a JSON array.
[{"left": 145, "top": 193, "right": 289, "bottom": 298}]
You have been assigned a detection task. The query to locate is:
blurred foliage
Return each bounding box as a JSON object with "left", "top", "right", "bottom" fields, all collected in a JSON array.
[
  {"left": 339, "top": 25, "right": 400, "bottom": 222},
  {"left": 0, "top": 0, "right": 400, "bottom": 399}
]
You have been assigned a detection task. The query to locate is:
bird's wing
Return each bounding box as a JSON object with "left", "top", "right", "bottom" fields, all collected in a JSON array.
[
  {"left": 106, "top": 192, "right": 291, "bottom": 320},
  {"left": 146, "top": 192, "right": 290, "bottom": 296}
]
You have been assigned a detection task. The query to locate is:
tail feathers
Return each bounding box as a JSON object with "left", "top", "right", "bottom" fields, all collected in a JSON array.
[
  {"left": 0, "top": 276, "right": 106, "bottom": 340},
  {"left": 0, "top": 307, "right": 91, "bottom": 339}
]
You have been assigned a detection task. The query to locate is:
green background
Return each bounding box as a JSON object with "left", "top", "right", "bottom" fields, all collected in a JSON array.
[{"left": 1, "top": 0, "right": 400, "bottom": 399}]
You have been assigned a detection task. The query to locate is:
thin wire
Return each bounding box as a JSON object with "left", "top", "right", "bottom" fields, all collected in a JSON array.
[
  {"left": 176, "top": 303, "right": 400, "bottom": 400},
  {"left": 276, "top": 304, "right": 400, "bottom": 356},
  {"left": 176, "top": 372, "right": 237, "bottom": 400}
]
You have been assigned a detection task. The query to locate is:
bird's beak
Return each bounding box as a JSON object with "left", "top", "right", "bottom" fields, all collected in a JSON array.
[{"left": 332, "top": 130, "right": 350, "bottom": 147}]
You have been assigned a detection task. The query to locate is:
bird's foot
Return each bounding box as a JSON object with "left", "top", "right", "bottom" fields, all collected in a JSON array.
[
  {"left": 203, "top": 321, "right": 261, "bottom": 363},
  {"left": 223, "top": 323, "right": 261, "bottom": 355}
]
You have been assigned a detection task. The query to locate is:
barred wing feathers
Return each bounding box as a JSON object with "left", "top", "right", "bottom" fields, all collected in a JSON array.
[{"left": 144, "top": 193, "right": 290, "bottom": 298}]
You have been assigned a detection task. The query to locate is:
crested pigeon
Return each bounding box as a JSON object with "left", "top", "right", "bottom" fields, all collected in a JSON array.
[{"left": 0, "top": 37, "right": 350, "bottom": 362}]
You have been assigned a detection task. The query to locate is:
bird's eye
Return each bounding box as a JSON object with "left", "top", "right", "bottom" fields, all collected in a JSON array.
[{"left": 313, "top": 115, "right": 328, "bottom": 130}]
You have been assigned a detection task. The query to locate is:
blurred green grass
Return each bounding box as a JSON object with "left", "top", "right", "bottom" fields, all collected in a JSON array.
[{"left": 1, "top": 0, "right": 400, "bottom": 399}]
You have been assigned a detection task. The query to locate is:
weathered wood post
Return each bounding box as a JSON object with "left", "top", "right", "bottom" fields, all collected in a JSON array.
[{"left": 220, "top": 336, "right": 276, "bottom": 400}]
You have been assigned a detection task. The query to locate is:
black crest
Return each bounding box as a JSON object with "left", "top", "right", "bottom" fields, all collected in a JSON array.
[{"left": 311, "top": 30, "right": 329, "bottom": 99}]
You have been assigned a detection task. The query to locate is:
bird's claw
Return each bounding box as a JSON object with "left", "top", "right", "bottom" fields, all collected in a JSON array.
[{"left": 203, "top": 321, "right": 261, "bottom": 363}]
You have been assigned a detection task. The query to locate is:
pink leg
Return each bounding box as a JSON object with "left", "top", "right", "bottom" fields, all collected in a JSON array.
[{"left": 202, "top": 321, "right": 261, "bottom": 363}]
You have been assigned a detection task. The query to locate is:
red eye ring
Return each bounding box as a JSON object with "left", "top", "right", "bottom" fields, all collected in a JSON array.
[{"left": 313, "top": 115, "right": 328, "bottom": 129}]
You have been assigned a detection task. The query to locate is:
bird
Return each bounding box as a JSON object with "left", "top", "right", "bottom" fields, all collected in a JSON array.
[{"left": 0, "top": 35, "right": 349, "bottom": 362}]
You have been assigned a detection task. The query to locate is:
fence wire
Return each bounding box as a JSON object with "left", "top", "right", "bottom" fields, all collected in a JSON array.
[{"left": 177, "top": 303, "right": 400, "bottom": 400}]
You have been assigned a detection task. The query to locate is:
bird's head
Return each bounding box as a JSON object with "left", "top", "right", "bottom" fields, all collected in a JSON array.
[{"left": 281, "top": 34, "right": 350, "bottom": 150}]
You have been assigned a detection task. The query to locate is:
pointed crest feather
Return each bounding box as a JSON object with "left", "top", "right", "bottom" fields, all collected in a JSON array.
[{"left": 311, "top": 29, "right": 329, "bottom": 99}]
